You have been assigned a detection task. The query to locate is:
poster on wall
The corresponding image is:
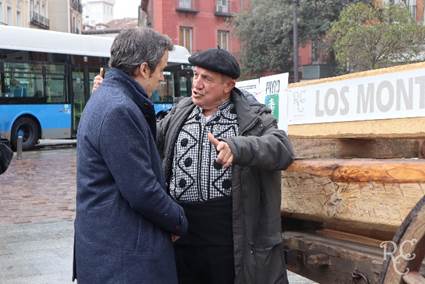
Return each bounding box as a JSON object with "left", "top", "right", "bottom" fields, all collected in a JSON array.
[{"left": 258, "top": 73, "right": 289, "bottom": 131}]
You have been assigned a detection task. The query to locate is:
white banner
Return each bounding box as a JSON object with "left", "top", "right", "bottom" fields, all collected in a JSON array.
[
  {"left": 236, "top": 79, "right": 260, "bottom": 100},
  {"left": 259, "top": 73, "right": 289, "bottom": 131},
  {"left": 288, "top": 68, "right": 425, "bottom": 125}
]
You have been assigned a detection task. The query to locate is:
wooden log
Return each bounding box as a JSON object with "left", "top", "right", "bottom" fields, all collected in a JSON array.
[
  {"left": 288, "top": 117, "right": 425, "bottom": 139},
  {"left": 291, "top": 138, "right": 424, "bottom": 159},
  {"left": 286, "top": 159, "right": 425, "bottom": 183},
  {"left": 281, "top": 159, "right": 425, "bottom": 238}
]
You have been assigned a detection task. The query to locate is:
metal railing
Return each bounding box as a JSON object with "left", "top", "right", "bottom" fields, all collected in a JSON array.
[{"left": 30, "top": 11, "right": 49, "bottom": 29}]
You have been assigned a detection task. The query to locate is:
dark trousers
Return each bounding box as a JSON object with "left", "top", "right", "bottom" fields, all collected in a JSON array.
[{"left": 175, "top": 245, "right": 234, "bottom": 284}]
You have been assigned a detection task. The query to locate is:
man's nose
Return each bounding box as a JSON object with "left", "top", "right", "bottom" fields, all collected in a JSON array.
[{"left": 193, "top": 78, "right": 203, "bottom": 89}]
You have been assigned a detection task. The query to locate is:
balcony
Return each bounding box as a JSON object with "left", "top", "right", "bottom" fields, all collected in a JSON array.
[
  {"left": 215, "top": 3, "right": 232, "bottom": 17},
  {"left": 175, "top": 0, "right": 198, "bottom": 14},
  {"left": 30, "top": 11, "right": 49, "bottom": 29}
]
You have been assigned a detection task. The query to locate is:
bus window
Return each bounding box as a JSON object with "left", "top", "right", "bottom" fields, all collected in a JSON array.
[
  {"left": 3, "top": 62, "right": 43, "bottom": 99},
  {"left": 153, "top": 71, "right": 174, "bottom": 104},
  {"left": 179, "top": 76, "right": 190, "bottom": 97},
  {"left": 45, "top": 64, "right": 66, "bottom": 103}
]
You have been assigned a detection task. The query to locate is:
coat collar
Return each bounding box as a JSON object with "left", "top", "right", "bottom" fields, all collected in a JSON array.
[
  {"left": 176, "top": 87, "right": 267, "bottom": 134},
  {"left": 105, "top": 68, "right": 157, "bottom": 137},
  {"left": 230, "top": 88, "right": 264, "bottom": 134}
]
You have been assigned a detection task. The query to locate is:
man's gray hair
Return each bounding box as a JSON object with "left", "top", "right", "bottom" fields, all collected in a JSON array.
[{"left": 109, "top": 28, "right": 173, "bottom": 76}]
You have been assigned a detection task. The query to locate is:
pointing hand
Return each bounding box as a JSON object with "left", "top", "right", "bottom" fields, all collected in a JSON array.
[{"left": 208, "top": 133, "right": 233, "bottom": 169}]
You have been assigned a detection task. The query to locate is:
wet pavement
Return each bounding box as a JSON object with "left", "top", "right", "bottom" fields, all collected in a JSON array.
[
  {"left": 0, "top": 148, "right": 76, "bottom": 283},
  {"left": 0, "top": 147, "right": 314, "bottom": 283},
  {"left": 0, "top": 148, "right": 76, "bottom": 225}
]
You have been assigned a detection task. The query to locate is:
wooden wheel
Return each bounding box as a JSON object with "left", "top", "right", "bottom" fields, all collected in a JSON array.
[{"left": 380, "top": 195, "right": 425, "bottom": 284}]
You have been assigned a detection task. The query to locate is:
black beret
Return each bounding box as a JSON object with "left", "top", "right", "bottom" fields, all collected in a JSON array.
[{"left": 189, "top": 48, "right": 240, "bottom": 79}]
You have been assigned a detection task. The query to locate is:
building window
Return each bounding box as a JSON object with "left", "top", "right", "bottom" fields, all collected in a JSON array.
[
  {"left": 76, "top": 20, "right": 81, "bottom": 34},
  {"left": 179, "top": 0, "right": 192, "bottom": 9},
  {"left": 216, "top": 0, "right": 229, "bottom": 13},
  {"left": 0, "top": 2, "right": 3, "bottom": 24},
  {"left": 41, "top": 1, "right": 45, "bottom": 16},
  {"left": 6, "top": 6, "right": 12, "bottom": 25},
  {"left": 217, "top": 30, "right": 229, "bottom": 50},
  {"left": 16, "top": 10, "right": 21, "bottom": 26},
  {"left": 179, "top": 26, "right": 193, "bottom": 53},
  {"left": 407, "top": 0, "right": 417, "bottom": 20}
]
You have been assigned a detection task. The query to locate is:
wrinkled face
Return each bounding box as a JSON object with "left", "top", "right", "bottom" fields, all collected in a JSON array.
[
  {"left": 142, "top": 50, "right": 168, "bottom": 97},
  {"left": 191, "top": 66, "right": 233, "bottom": 111}
]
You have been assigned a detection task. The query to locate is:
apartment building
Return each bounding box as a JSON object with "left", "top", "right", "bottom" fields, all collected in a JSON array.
[
  {"left": 0, "top": 0, "right": 30, "bottom": 27},
  {"left": 49, "top": 0, "right": 83, "bottom": 33},
  {"left": 0, "top": 0, "right": 83, "bottom": 33},
  {"left": 146, "top": 0, "right": 249, "bottom": 56}
]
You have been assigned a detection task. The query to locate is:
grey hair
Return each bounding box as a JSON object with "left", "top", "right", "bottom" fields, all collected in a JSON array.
[{"left": 109, "top": 28, "right": 173, "bottom": 76}]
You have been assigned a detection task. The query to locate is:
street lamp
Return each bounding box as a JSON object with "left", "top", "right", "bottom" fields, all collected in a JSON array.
[{"left": 293, "top": 0, "right": 299, "bottom": 82}]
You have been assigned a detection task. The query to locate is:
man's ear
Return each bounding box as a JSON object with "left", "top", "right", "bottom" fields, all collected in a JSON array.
[
  {"left": 224, "top": 79, "right": 236, "bottom": 93},
  {"left": 136, "top": 62, "right": 151, "bottom": 79}
]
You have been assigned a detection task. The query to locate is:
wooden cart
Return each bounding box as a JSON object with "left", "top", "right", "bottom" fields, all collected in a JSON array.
[{"left": 280, "top": 63, "right": 425, "bottom": 283}]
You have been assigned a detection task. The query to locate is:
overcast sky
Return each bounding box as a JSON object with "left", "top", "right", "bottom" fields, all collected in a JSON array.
[{"left": 113, "top": 0, "right": 139, "bottom": 19}]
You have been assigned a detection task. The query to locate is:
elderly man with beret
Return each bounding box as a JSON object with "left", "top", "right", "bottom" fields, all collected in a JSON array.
[{"left": 157, "top": 48, "right": 295, "bottom": 284}]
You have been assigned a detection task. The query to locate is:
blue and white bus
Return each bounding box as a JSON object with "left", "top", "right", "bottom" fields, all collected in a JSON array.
[{"left": 0, "top": 26, "right": 192, "bottom": 150}]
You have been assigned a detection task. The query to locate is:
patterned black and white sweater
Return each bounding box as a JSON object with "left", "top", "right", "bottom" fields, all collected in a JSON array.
[{"left": 169, "top": 101, "right": 239, "bottom": 202}]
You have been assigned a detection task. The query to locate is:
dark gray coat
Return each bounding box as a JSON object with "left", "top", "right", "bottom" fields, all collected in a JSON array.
[
  {"left": 158, "top": 88, "right": 295, "bottom": 283},
  {"left": 74, "top": 68, "right": 188, "bottom": 284}
]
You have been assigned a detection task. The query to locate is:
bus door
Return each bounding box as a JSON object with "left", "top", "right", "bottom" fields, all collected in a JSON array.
[
  {"left": 153, "top": 71, "right": 175, "bottom": 117},
  {"left": 174, "top": 68, "right": 193, "bottom": 101},
  {"left": 71, "top": 66, "right": 85, "bottom": 136},
  {"left": 70, "top": 57, "right": 106, "bottom": 136}
]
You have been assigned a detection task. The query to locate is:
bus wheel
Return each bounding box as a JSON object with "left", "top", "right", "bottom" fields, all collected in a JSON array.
[
  {"left": 379, "top": 195, "right": 425, "bottom": 283},
  {"left": 11, "top": 117, "right": 40, "bottom": 151}
]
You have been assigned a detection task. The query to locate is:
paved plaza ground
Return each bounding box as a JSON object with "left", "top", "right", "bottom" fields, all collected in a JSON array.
[{"left": 0, "top": 147, "right": 314, "bottom": 283}]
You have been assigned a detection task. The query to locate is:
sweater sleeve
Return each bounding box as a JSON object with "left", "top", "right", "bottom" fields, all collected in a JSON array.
[{"left": 99, "top": 105, "right": 187, "bottom": 236}]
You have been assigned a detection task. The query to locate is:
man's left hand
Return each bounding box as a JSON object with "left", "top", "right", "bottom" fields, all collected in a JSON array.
[
  {"left": 208, "top": 133, "right": 233, "bottom": 169},
  {"left": 171, "top": 234, "right": 180, "bottom": 242}
]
